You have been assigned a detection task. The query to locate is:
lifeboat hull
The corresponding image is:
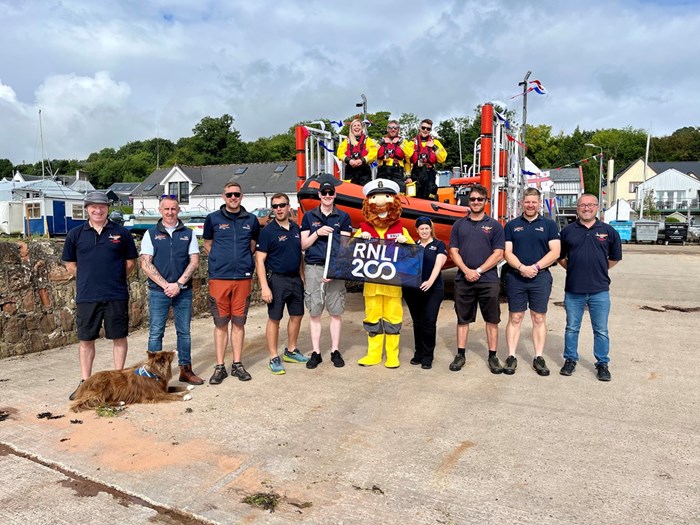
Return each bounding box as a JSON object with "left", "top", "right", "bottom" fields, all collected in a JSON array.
[{"left": 298, "top": 178, "right": 469, "bottom": 269}]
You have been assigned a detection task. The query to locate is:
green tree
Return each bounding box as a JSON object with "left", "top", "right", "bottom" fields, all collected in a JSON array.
[
  {"left": 0, "top": 158, "right": 14, "bottom": 179},
  {"left": 399, "top": 113, "right": 420, "bottom": 140}
]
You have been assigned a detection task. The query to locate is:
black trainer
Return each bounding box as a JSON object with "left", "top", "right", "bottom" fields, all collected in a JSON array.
[
  {"left": 488, "top": 354, "right": 503, "bottom": 374},
  {"left": 306, "top": 352, "right": 322, "bottom": 369},
  {"left": 533, "top": 356, "right": 550, "bottom": 376},
  {"left": 596, "top": 364, "right": 611, "bottom": 382},
  {"left": 231, "top": 363, "right": 252, "bottom": 381},
  {"left": 410, "top": 357, "right": 421, "bottom": 365},
  {"left": 560, "top": 359, "right": 577, "bottom": 376},
  {"left": 330, "top": 350, "right": 345, "bottom": 368},
  {"left": 503, "top": 355, "right": 517, "bottom": 375},
  {"left": 449, "top": 354, "right": 465, "bottom": 371},
  {"left": 209, "top": 364, "right": 228, "bottom": 385},
  {"left": 421, "top": 363, "right": 432, "bottom": 370},
  {"left": 68, "top": 380, "right": 85, "bottom": 401}
]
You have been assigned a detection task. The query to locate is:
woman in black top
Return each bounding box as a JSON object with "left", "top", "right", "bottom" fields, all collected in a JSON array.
[{"left": 403, "top": 217, "right": 448, "bottom": 369}]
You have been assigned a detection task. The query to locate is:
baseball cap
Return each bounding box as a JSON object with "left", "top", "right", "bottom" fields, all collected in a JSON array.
[
  {"left": 316, "top": 173, "right": 341, "bottom": 192},
  {"left": 84, "top": 191, "right": 110, "bottom": 206}
]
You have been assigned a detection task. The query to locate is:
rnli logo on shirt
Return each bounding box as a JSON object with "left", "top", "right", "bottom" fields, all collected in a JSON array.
[
  {"left": 535, "top": 226, "right": 544, "bottom": 232},
  {"left": 108, "top": 234, "right": 122, "bottom": 244},
  {"left": 514, "top": 226, "right": 525, "bottom": 232},
  {"left": 311, "top": 221, "right": 322, "bottom": 228},
  {"left": 595, "top": 232, "right": 609, "bottom": 241},
  {"left": 481, "top": 226, "right": 493, "bottom": 233},
  {"left": 218, "top": 224, "right": 230, "bottom": 231},
  {"left": 155, "top": 234, "right": 167, "bottom": 240},
  {"left": 278, "top": 235, "right": 288, "bottom": 242},
  {"left": 428, "top": 245, "right": 437, "bottom": 251},
  {"left": 180, "top": 236, "right": 190, "bottom": 241},
  {"left": 243, "top": 224, "right": 251, "bottom": 230}
]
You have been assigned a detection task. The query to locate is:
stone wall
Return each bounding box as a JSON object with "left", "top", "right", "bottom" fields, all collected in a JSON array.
[{"left": 0, "top": 240, "right": 261, "bottom": 359}]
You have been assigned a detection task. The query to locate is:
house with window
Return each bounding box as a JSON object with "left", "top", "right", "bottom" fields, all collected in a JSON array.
[
  {"left": 545, "top": 167, "right": 585, "bottom": 224},
  {"left": 130, "top": 161, "right": 299, "bottom": 216},
  {"left": 634, "top": 168, "right": 700, "bottom": 222},
  {"left": 0, "top": 179, "right": 87, "bottom": 235},
  {"left": 610, "top": 159, "right": 700, "bottom": 206}
]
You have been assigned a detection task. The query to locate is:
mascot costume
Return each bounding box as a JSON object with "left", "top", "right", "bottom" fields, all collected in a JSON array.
[{"left": 356, "top": 179, "right": 414, "bottom": 368}]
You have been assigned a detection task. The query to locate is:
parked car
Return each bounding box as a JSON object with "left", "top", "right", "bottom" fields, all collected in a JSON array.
[
  {"left": 251, "top": 207, "right": 273, "bottom": 228},
  {"left": 184, "top": 216, "right": 206, "bottom": 237}
]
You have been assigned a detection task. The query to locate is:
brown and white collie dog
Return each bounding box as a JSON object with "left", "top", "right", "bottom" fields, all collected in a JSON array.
[{"left": 69, "top": 351, "right": 193, "bottom": 412}]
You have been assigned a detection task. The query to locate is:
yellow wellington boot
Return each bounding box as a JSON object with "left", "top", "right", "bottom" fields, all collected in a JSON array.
[
  {"left": 384, "top": 334, "right": 400, "bottom": 368},
  {"left": 358, "top": 335, "right": 384, "bottom": 366}
]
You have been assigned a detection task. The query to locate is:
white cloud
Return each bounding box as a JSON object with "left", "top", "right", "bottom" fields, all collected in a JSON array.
[{"left": 0, "top": 0, "right": 699, "bottom": 164}]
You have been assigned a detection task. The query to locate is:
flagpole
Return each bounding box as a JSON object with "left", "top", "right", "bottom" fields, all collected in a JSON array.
[{"left": 518, "top": 71, "right": 532, "bottom": 207}]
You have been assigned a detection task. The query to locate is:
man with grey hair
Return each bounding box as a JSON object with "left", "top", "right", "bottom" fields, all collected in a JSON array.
[
  {"left": 62, "top": 191, "right": 139, "bottom": 400},
  {"left": 376, "top": 119, "right": 414, "bottom": 192}
]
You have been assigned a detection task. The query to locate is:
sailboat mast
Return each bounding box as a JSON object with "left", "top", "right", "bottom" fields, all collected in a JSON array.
[
  {"left": 640, "top": 128, "right": 651, "bottom": 219},
  {"left": 39, "top": 109, "right": 46, "bottom": 179}
]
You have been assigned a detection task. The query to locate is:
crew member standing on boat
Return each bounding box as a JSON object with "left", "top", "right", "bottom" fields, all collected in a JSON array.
[
  {"left": 408, "top": 119, "right": 446, "bottom": 200},
  {"left": 337, "top": 118, "right": 378, "bottom": 186},
  {"left": 376, "top": 120, "right": 413, "bottom": 193}
]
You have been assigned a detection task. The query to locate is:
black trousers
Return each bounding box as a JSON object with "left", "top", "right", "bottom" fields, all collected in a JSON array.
[
  {"left": 377, "top": 165, "right": 406, "bottom": 193},
  {"left": 403, "top": 284, "right": 444, "bottom": 365},
  {"left": 411, "top": 166, "right": 438, "bottom": 200},
  {"left": 347, "top": 165, "right": 372, "bottom": 186}
]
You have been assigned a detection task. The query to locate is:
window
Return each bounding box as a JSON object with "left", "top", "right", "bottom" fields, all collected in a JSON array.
[
  {"left": 72, "top": 204, "right": 86, "bottom": 219},
  {"left": 235, "top": 167, "right": 248, "bottom": 175},
  {"left": 629, "top": 181, "right": 642, "bottom": 193},
  {"left": 274, "top": 165, "right": 287, "bottom": 173},
  {"left": 25, "top": 203, "right": 41, "bottom": 218},
  {"left": 167, "top": 181, "right": 190, "bottom": 204}
]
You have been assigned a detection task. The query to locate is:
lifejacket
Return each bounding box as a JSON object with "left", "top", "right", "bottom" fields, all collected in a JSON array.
[
  {"left": 411, "top": 136, "right": 437, "bottom": 168},
  {"left": 359, "top": 221, "right": 404, "bottom": 240},
  {"left": 346, "top": 134, "right": 368, "bottom": 162},
  {"left": 377, "top": 138, "right": 405, "bottom": 167}
]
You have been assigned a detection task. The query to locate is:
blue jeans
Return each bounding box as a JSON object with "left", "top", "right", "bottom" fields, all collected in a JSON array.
[
  {"left": 564, "top": 291, "right": 611, "bottom": 366},
  {"left": 148, "top": 288, "right": 193, "bottom": 366}
]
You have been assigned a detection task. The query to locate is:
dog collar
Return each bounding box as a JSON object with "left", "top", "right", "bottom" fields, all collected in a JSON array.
[{"left": 134, "top": 366, "right": 161, "bottom": 380}]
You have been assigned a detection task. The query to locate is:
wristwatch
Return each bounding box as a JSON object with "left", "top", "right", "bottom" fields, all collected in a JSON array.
[
  {"left": 476, "top": 267, "right": 483, "bottom": 275},
  {"left": 177, "top": 282, "right": 187, "bottom": 290}
]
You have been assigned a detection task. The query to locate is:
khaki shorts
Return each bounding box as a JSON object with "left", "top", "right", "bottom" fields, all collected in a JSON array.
[{"left": 304, "top": 264, "right": 346, "bottom": 317}]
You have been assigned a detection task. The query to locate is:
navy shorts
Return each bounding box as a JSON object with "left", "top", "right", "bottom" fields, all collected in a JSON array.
[
  {"left": 76, "top": 300, "right": 129, "bottom": 341},
  {"left": 268, "top": 273, "right": 305, "bottom": 321},
  {"left": 505, "top": 270, "right": 553, "bottom": 313},
  {"left": 454, "top": 278, "right": 501, "bottom": 324}
]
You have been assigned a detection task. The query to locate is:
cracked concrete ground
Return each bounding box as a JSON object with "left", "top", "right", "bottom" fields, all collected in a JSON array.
[{"left": 0, "top": 244, "right": 698, "bottom": 524}]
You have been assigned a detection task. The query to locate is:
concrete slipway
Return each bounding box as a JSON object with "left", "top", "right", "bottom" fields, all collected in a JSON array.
[{"left": 0, "top": 244, "right": 698, "bottom": 524}]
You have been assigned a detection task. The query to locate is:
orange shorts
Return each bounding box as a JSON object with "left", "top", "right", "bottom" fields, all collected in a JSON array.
[{"left": 208, "top": 279, "right": 252, "bottom": 326}]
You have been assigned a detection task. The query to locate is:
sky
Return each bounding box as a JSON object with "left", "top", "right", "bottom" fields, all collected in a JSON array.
[{"left": 1, "top": 0, "right": 699, "bottom": 165}]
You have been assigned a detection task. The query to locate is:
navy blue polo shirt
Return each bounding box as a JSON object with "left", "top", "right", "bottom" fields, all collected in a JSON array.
[
  {"left": 300, "top": 206, "right": 352, "bottom": 265},
  {"left": 143, "top": 220, "right": 196, "bottom": 290},
  {"left": 505, "top": 214, "right": 560, "bottom": 267},
  {"left": 62, "top": 220, "right": 139, "bottom": 303},
  {"left": 203, "top": 206, "right": 260, "bottom": 280},
  {"left": 560, "top": 219, "right": 622, "bottom": 294},
  {"left": 256, "top": 220, "right": 302, "bottom": 274},
  {"left": 449, "top": 215, "right": 505, "bottom": 283},
  {"left": 419, "top": 239, "right": 447, "bottom": 287}
]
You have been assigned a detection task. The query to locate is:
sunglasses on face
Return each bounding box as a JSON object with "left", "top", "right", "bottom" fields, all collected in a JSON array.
[
  {"left": 224, "top": 191, "right": 242, "bottom": 199},
  {"left": 320, "top": 190, "right": 335, "bottom": 196},
  {"left": 469, "top": 197, "right": 486, "bottom": 202},
  {"left": 387, "top": 126, "right": 399, "bottom": 130},
  {"left": 421, "top": 126, "right": 432, "bottom": 131},
  {"left": 271, "top": 202, "right": 288, "bottom": 209}
]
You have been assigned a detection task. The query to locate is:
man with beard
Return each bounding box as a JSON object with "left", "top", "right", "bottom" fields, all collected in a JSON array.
[
  {"left": 408, "top": 118, "right": 447, "bottom": 200},
  {"left": 376, "top": 120, "right": 413, "bottom": 193},
  {"left": 448, "top": 184, "right": 505, "bottom": 374},
  {"left": 355, "top": 179, "right": 413, "bottom": 368},
  {"left": 337, "top": 118, "right": 378, "bottom": 186}
]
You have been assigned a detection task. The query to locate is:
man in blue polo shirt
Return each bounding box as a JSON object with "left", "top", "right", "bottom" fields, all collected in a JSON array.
[
  {"left": 503, "top": 188, "right": 560, "bottom": 376},
  {"left": 203, "top": 182, "right": 260, "bottom": 384},
  {"left": 255, "top": 192, "right": 307, "bottom": 375},
  {"left": 448, "top": 184, "right": 505, "bottom": 374},
  {"left": 62, "top": 191, "right": 139, "bottom": 400},
  {"left": 140, "top": 195, "right": 202, "bottom": 385},
  {"left": 300, "top": 174, "right": 353, "bottom": 369},
  {"left": 559, "top": 193, "right": 622, "bottom": 381}
]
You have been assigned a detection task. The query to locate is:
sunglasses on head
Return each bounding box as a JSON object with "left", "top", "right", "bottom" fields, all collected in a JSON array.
[
  {"left": 469, "top": 197, "right": 486, "bottom": 202},
  {"left": 224, "top": 191, "right": 242, "bottom": 199},
  {"left": 271, "top": 202, "right": 288, "bottom": 209},
  {"left": 421, "top": 126, "right": 432, "bottom": 131},
  {"left": 320, "top": 189, "right": 335, "bottom": 196},
  {"left": 160, "top": 194, "right": 178, "bottom": 202}
]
